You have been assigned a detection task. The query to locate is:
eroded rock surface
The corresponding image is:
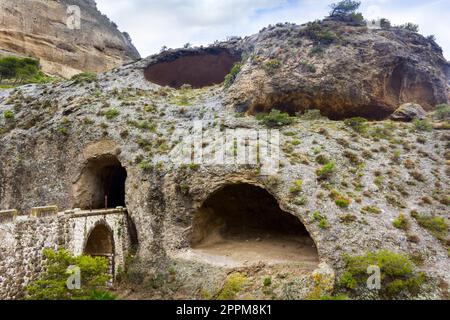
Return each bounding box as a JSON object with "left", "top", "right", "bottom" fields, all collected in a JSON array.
[{"left": 0, "top": 19, "right": 449, "bottom": 300}]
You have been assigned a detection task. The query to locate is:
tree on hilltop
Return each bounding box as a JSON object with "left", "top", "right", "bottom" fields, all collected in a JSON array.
[{"left": 330, "top": 0, "right": 361, "bottom": 18}]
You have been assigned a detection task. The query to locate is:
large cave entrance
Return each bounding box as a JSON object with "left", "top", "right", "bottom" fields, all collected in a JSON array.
[
  {"left": 187, "top": 184, "right": 319, "bottom": 268},
  {"left": 84, "top": 223, "right": 115, "bottom": 276},
  {"left": 144, "top": 49, "right": 241, "bottom": 88},
  {"left": 74, "top": 155, "right": 127, "bottom": 210}
]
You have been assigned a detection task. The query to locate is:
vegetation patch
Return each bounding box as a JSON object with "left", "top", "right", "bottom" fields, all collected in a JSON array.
[
  {"left": 411, "top": 211, "right": 448, "bottom": 242},
  {"left": 105, "top": 108, "right": 120, "bottom": 120},
  {"left": 339, "top": 250, "right": 426, "bottom": 299},
  {"left": 26, "top": 249, "right": 114, "bottom": 300},
  {"left": 70, "top": 72, "right": 98, "bottom": 84},
  {"left": 263, "top": 59, "right": 281, "bottom": 75},
  {"left": 344, "top": 117, "right": 368, "bottom": 134},
  {"left": 413, "top": 119, "right": 433, "bottom": 132},
  {"left": 361, "top": 206, "right": 381, "bottom": 214},
  {"left": 223, "top": 63, "right": 242, "bottom": 89},
  {"left": 217, "top": 272, "right": 248, "bottom": 300},
  {"left": 313, "top": 211, "right": 330, "bottom": 229},
  {"left": 256, "top": 110, "right": 295, "bottom": 128},
  {"left": 393, "top": 213, "right": 409, "bottom": 230},
  {"left": 316, "top": 161, "right": 335, "bottom": 180}
]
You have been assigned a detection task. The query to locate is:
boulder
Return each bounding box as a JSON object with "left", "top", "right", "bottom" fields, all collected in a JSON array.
[{"left": 390, "top": 103, "right": 427, "bottom": 122}]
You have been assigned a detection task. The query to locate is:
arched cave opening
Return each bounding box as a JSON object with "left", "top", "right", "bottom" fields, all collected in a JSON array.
[
  {"left": 74, "top": 155, "right": 127, "bottom": 210},
  {"left": 84, "top": 223, "right": 115, "bottom": 275},
  {"left": 189, "top": 184, "right": 319, "bottom": 268},
  {"left": 144, "top": 49, "right": 241, "bottom": 89}
]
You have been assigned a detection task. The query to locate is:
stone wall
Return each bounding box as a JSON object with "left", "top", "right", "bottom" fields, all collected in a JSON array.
[{"left": 0, "top": 208, "right": 131, "bottom": 299}]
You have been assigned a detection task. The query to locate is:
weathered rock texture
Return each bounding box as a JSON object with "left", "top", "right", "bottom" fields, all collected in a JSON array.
[
  {"left": 0, "top": 20, "right": 449, "bottom": 300},
  {"left": 225, "top": 21, "right": 449, "bottom": 119},
  {"left": 0, "top": 0, "right": 140, "bottom": 78}
]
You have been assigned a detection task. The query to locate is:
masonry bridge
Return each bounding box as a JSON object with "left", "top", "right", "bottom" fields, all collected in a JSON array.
[{"left": 0, "top": 205, "right": 135, "bottom": 299}]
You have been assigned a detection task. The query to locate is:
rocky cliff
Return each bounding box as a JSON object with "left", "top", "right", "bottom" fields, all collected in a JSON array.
[
  {"left": 0, "top": 0, "right": 140, "bottom": 78},
  {"left": 226, "top": 20, "right": 449, "bottom": 119}
]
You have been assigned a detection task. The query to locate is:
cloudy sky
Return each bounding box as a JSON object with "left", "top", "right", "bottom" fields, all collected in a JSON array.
[{"left": 96, "top": 0, "right": 450, "bottom": 60}]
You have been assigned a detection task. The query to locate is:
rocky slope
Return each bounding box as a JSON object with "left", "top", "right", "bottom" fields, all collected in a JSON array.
[
  {"left": 0, "top": 19, "right": 449, "bottom": 300},
  {"left": 0, "top": 0, "right": 140, "bottom": 78}
]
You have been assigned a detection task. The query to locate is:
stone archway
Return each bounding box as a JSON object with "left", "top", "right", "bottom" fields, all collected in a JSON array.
[
  {"left": 84, "top": 223, "right": 115, "bottom": 275},
  {"left": 189, "top": 183, "right": 319, "bottom": 268},
  {"left": 73, "top": 155, "right": 127, "bottom": 210}
]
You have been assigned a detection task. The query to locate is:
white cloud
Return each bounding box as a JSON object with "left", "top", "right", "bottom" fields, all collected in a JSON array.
[{"left": 95, "top": 0, "right": 450, "bottom": 60}]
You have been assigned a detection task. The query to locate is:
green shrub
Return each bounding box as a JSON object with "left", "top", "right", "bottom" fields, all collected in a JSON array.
[
  {"left": 217, "top": 272, "right": 247, "bottom": 300},
  {"left": 300, "top": 60, "right": 317, "bottom": 73},
  {"left": 340, "top": 250, "right": 425, "bottom": 298},
  {"left": 313, "top": 211, "right": 330, "bottom": 229},
  {"left": 289, "top": 180, "right": 303, "bottom": 194},
  {"left": 300, "top": 109, "right": 324, "bottom": 120},
  {"left": 361, "top": 206, "right": 381, "bottom": 214},
  {"left": 0, "top": 56, "right": 49, "bottom": 84},
  {"left": 105, "top": 108, "right": 120, "bottom": 120},
  {"left": 310, "top": 44, "right": 325, "bottom": 56},
  {"left": 263, "top": 59, "right": 281, "bottom": 75},
  {"left": 411, "top": 212, "right": 448, "bottom": 241},
  {"left": 139, "top": 161, "right": 153, "bottom": 172},
  {"left": 71, "top": 72, "right": 98, "bottom": 84},
  {"left": 335, "top": 197, "right": 350, "bottom": 208},
  {"left": 344, "top": 117, "right": 368, "bottom": 133},
  {"left": 320, "top": 294, "right": 349, "bottom": 300},
  {"left": 26, "top": 248, "right": 113, "bottom": 300},
  {"left": 330, "top": 0, "right": 361, "bottom": 18},
  {"left": 3, "top": 110, "right": 14, "bottom": 119},
  {"left": 393, "top": 213, "right": 409, "bottom": 230},
  {"left": 223, "top": 63, "right": 242, "bottom": 89},
  {"left": 434, "top": 104, "right": 450, "bottom": 120},
  {"left": 397, "top": 22, "right": 419, "bottom": 32},
  {"left": 263, "top": 277, "right": 272, "bottom": 287},
  {"left": 256, "top": 110, "right": 295, "bottom": 128},
  {"left": 303, "top": 21, "right": 338, "bottom": 45},
  {"left": 413, "top": 119, "right": 432, "bottom": 132},
  {"left": 316, "top": 161, "right": 335, "bottom": 179}
]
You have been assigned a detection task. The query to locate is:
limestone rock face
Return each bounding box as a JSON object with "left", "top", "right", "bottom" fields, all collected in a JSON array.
[
  {"left": 391, "top": 103, "right": 427, "bottom": 122},
  {"left": 0, "top": 18, "right": 449, "bottom": 300},
  {"left": 226, "top": 20, "right": 449, "bottom": 119},
  {"left": 0, "top": 0, "right": 140, "bottom": 78}
]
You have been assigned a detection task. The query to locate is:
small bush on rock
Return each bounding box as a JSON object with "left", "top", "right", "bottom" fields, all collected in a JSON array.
[
  {"left": 71, "top": 72, "right": 97, "bottom": 84},
  {"left": 344, "top": 117, "right": 368, "bottom": 133},
  {"left": 340, "top": 250, "right": 425, "bottom": 298},
  {"left": 434, "top": 104, "right": 450, "bottom": 120},
  {"left": 256, "top": 110, "right": 295, "bottom": 128},
  {"left": 223, "top": 63, "right": 241, "bottom": 89},
  {"left": 316, "top": 161, "right": 335, "bottom": 179}
]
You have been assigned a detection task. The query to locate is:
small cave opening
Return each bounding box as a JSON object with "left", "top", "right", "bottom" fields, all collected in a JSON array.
[
  {"left": 188, "top": 184, "right": 319, "bottom": 268},
  {"left": 144, "top": 49, "right": 241, "bottom": 89},
  {"left": 84, "top": 223, "right": 115, "bottom": 275},
  {"left": 247, "top": 93, "right": 395, "bottom": 121},
  {"left": 73, "top": 155, "right": 127, "bottom": 210}
]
